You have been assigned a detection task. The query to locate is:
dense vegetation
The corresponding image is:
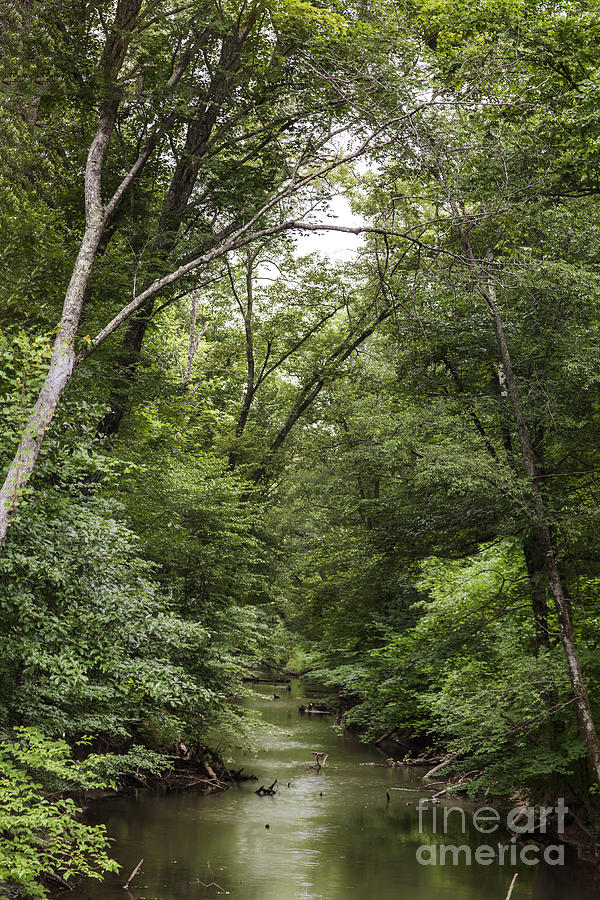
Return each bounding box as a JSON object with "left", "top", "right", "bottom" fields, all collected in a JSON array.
[{"left": 2, "top": 0, "right": 600, "bottom": 893}]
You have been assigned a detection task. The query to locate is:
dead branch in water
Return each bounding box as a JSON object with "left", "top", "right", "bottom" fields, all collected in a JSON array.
[
  {"left": 123, "top": 858, "right": 143, "bottom": 890},
  {"left": 256, "top": 779, "right": 278, "bottom": 796},
  {"left": 505, "top": 873, "right": 518, "bottom": 900}
]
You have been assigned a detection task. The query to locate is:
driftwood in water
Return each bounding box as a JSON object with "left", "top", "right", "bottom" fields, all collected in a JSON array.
[
  {"left": 305, "top": 751, "right": 328, "bottom": 771},
  {"left": 180, "top": 777, "right": 228, "bottom": 790},
  {"left": 159, "top": 756, "right": 252, "bottom": 792},
  {"left": 298, "top": 702, "right": 332, "bottom": 715},
  {"left": 390, "top": 785, "right": 439, "bottom": 792},
  {"left": 196, "top": 881, "right": 227, "bottom": 892},
  {"left": 256, "top": 779, "right": 278, "bottom": 796}
]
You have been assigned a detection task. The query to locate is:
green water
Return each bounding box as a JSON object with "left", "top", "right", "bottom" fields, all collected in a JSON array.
[{"left": 65, "top": 681, "right": 600, "bottom": 899}]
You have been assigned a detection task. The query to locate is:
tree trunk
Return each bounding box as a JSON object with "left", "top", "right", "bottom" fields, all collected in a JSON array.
[
  {"left": 182, "top": 293, "right": 207, "bottom": 387},
  {"left": 0, "top": 223, "right": 103, "bottom": 543},
  {"left": 523, "top": 534, "right": 550, "bottom": 653},
  {"left": 497, "top": 369, "right": 549, "bottom": 652},
  {"left": 0, "top": 0, "right": 143, "bottom": 547},
  {"left": 491, "top": 284, "right": 600, "bottom": 787},
  {"left": 448, "top": 200, "right": 600, "bottom": 789},
  {"left": 229, "top": 249, "right": 257, "bottom": 470},
  {"left": 100, "top": 20, "right": 259, "bottom": 437}
]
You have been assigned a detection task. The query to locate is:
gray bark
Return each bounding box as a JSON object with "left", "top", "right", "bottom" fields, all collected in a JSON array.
[
  {"left": 182, "top": 292, "right": 207, "bottom": 387},
  {"left": 228, "top": 249, "right": 258, "bottom": 470},
  {"left": 0, "top": 0, "right": 143, "bottom": 546},
  {"left": 488, "top": 280, "right": 600, "bottom": 788},
  {"left": 0, "top": 113, "right": 400, "bottom": 544},
  {"left": 448, "top": 200, "right": 600, "bottom": 790}
]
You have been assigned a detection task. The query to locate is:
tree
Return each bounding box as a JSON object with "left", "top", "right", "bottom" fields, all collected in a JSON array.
[{"left": 0, "top": 0, "right": 430, "bottom": 545}]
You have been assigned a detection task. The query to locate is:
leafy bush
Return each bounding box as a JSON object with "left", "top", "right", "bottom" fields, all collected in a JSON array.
[
  {"left": 86, "top": 744, "right": 173, "bottom": 786},
  {"left": 306, "top": 542, "right": 592, "bottom": 797},
  {"left": 0, "top": 728, "right": 118, "bottom": 899},
  {"left": 0, "top": 491, "right": 211, "bottom": 744}
]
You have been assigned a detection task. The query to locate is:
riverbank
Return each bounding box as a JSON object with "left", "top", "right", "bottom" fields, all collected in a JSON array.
[
  {"left": 370, "top": 729, "right": 600, "bottom": 868},
  {"left": 80, "top": 750, "right": 255, "bottom": 807},
  {"left": 0, "top": 744, "right": 254, "bottom": 900}
]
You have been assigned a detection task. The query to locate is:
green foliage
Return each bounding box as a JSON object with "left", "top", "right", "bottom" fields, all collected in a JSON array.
[
  {"left": 0, "top": 330, "right": 52, "bottom": 460},
  {"left": 0, "top": 729, "right": 118, "bottom": 899},
  {"left": 0, "top": 489, "right": 211, "bottom": 742},
  {"left": 85, "top": 745, "right": 173, "bottom": 786},
  {"left": 427, "top": 647, "right": 582, "bottom": 794}
]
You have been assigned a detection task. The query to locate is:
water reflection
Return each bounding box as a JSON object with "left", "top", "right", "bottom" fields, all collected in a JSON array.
[{"left": 63, "top": 681, "right": 600, "bottom": 900}]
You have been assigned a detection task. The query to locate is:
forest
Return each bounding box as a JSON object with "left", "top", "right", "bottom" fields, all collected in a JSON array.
[{"left": 2, "top": 0, "right": 600, "bottom": 897}]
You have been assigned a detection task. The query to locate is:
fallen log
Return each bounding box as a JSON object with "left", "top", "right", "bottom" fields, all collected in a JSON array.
[
  {"left": 401, "top": 755, "right": 443, "bottom": 767},
  {"left": 165, "top": 774, "right": 228, "bottom": 791},
  {"left": 243, "top": 675, "right": 291, "bottom": 684},
  {"left": 390, "top": 786, "right": 439, "bottom": 792},
  {"left": 203, "top": 760, "right": 218, "bottom": 781},
  {"left": 123, "top": 858, "right": 144, "bottom": 890},
  {"left": 505, "top": 873, "right": 518, "bottom": 900},
  {"left": 298, "top": 703, "right": 332, "bottom": 715},
  {"left": 313, "top": 752, "right": 327, "bottom": 769}
]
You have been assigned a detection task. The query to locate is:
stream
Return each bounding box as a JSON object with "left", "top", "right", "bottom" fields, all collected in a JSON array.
[{"left": 64, "top": 679, "right": 600, "bottom": 899}]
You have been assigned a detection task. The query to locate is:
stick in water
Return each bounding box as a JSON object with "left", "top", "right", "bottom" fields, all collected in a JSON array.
[
  {"left": 505, "top": 872, "right": 518, "bottom": 900},
  {"left": 123, "top": 858, "right": 144, "bottom": 890}
]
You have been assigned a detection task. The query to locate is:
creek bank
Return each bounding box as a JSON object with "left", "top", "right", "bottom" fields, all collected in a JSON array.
[
  {"left": 80, "top": 746, "right": 256, "bottom": 808},
  {"left": 286, "top": 679, "right": 600, "bottom": 865},
  {"left": 1, "top": 742, "right": 254, "bottom": 900},
  {"left": 370, "top": 729, "right": 600, "bottom": 867}
]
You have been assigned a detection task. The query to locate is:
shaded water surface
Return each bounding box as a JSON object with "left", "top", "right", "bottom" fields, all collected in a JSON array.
[{"left": 66, "top": 681, "right": 600, "bottom": 899}]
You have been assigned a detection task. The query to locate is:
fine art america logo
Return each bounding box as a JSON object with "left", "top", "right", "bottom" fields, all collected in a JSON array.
[{"left": 415, "top": 798, "right": 567, "bottom": 866}]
